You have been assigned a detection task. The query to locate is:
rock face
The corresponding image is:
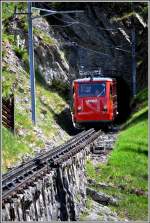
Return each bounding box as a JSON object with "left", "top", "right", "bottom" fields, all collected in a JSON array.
[
  {"left": 33, "top": 18, "right": 70, "bottom": 85},
  {"left": 2, "top": 146, "right": 90, "bottom": 221},
  {"left": 25, "top": 2, "right": 147, "bottom": 122},
  {"left": 83, "top": 201, "right": 120, "bottom": 222},
  {"left": 41, "top": 2, "right": 147, "bottom": 92},
  {"left": 4, "top": 2, "right": 147, "bottom": 94},
  {"left": 86, "top": 187, "right": 118, "bottom": 206},
  {"left": 4, "top": 15, "right": 70, "bottom": 87}
]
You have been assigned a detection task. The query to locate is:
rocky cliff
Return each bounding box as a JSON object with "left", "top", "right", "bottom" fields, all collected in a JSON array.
[
  {"left": 3, "top": 2, "right": 147, "bottom": 96},
  {"left": 35, "top": 2, "right": 148, "bottom": 92}
]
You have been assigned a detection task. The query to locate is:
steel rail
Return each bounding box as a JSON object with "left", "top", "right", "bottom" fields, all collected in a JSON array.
[
  {"left": 2, "top": 130, "right": 91, "bottom": 184},
  {"left": 2, "top": 129, "right": 98, "bottom": 199},
  {"left": 2, "top": 129, "right": 87, "bottom": 181}
]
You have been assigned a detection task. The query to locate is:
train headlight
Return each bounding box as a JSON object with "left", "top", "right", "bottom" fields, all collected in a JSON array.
[
  {"left": 77, "top": 106, "right": 82, "bottom": 112},
  {"left": 103, "top": 105, "right": 108, "bottom": 112}
]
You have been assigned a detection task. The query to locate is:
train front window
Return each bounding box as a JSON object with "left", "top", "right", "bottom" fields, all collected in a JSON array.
[{"left": 78, "top": 83, "right": 106, "bottom": 97}]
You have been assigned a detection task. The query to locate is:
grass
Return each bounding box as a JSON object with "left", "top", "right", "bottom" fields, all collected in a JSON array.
[
  {"left": 2, "top": 83, "right": 68, "bottom": 172},
  {"left": 2, "top": 2, "right": 15, "bottom": 21},
  {"left": 15, "top": 111, "right": 32, "bottom": 129},
  {"left": 132, "top": 87, "right": 148, "bottom": 109},
  {"left": 2, "top": 71, "right": 69, "bottom": 172},
  {"left": 2, "top": 127, "right": 32, "bottom": 172},
  {"left": 80, "top": 197, "right": 93, "bottom": 220},
  {"left": 2, "top": 2, "right": 27, "bottom": 21},
  {"left": 33, "top": 27, "right": 56, "bottom": 45},
  {"left": 2, "top": 68, "right": 16, "bottom": 98},
  {"left": 51, "top": 79, "right": 70, "bottom": 102},
  {"left": 86, "top": 88, "right": 148, "bottom": 221},
  {"left": 36, "top": 82, "right": 67, "bottom": 137},
  {"left": 2, "top": 13, "right": 70, "bottom": 173},
  {"left": 2, "top": 33, "right": 14, "bottom": 45},
  {"left": 13, "top": 47, "right": 29, "bottom": 72},
  {"left": 111, "top": 12, "right": 134, "bottom": 22}
]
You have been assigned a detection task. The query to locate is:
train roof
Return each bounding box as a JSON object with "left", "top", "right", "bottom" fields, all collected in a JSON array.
[{"left": 74, "top": 77, "right": 116, "bottom": 83}]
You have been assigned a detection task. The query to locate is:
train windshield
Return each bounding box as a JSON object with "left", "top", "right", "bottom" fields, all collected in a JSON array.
[{"left": 78, "top": 82, "right": 106, "bottom": 97}]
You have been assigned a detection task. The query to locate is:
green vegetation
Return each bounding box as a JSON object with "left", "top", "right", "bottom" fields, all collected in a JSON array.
[
  {"left": 2, "top": 68, "right": 16, "bottom": 98},
  {"left": 13, "top": 47, "right": 29, "bottom": 72},
  {"left": 33, "top": 27, "right": 56, "bottom": 45},
  {"left": 2, "top": 2, "right": 15, "bottom": 20},
  {"left": 18, "top": 16, "right": 28, "bottom": 33},
  {"left": 2, "top": 70, "right": 69, "bottom": 172},
  {"left": 80, "top": 197, "right": 93, "bottom": 220},
  {"left": 36, "top": 82, "right": 67, "bottom": 137},
  {"left": 2, "top": 127, "right": 32, "bottom": 172},
  {"left": 51, "top": 79, "right": 70, "bottom": 101},
  {"left": 2, "top": 2, "right": 69, "bottom": 173},
  {"left": 86, "top": 88, "right": 148, "bottom": 221},
  {"left": 132, "top": 87, "right": 148, "bottom": 109},
  {"left": 2, "top": 2, "right": 29, "bottom": 98},
  {"left": 2, "top": 2, "right": 27, "bottom": 21},
  {"left": 112, "top": 12, "right": 134, "bottom": 22},
  {"left": 86, "top": 159, "right": 97, "bottom": 179},
  {"left": 2, "top": 5, "right": 147, "bottom": 220},
  {"left": 2, "top": 33, "right": 14, "bottom": 45},
  {"left": 2, "top": 2, "right": 27, "bottom": 34}
]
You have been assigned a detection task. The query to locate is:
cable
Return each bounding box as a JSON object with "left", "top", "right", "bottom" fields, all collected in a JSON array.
[
  {"left": 57, "top": 39, "right": 131, "bottom": 55},
  {"left": 52, "top": 13, "right": 131, "bottom": 33},
  {"left": 34, "top": 5, "right": 135, "bottom": 56},
  {"left": 53, "top": 14, "right": 121, "bottom": 31},
  {"left": 50, "top": 22, "right": 79, "bottom": 28},
  {"left": 52, "top": 14, "right": 78, "bottom": 24},
  {"left": 115, "top": 47, "right": 131, "bottom": 53},
  {"left": 77, "top": 44, "right": 112, "bottom": 57},
  {"left": 42, "top": 3, "right": 128, "bottom": 31},
  {"left": 68, "top": 18, "right": 132, "bottom": 48},
  {"left": 50, "top": 15, "right": 131, "bottom": 50},
  {"left": 51, "top": 23, "right": 130, "bottom": 50},
  {"left": 42, "top": 4, "right": 132, "bottom": 50}
]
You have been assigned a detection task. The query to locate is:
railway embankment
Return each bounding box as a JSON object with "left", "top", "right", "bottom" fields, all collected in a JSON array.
[
  {"left": 2, "top": 129, "right": 101, "bottom": 221},
  {"left": 83, "top": 88, "right": 148, "bottom": 221}
]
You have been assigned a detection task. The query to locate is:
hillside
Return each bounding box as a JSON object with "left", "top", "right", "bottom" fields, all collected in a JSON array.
[
  {"left": 85, "top": 88, "right": 148, "bottom": 220},
  {"left": 43, "top": 2, "right": 148, "bottom": 91},
  {"left": 2, "top": 3, "right": 72, "bottom": 172},
  {"left": 2, "top": 2, "right": 148, "bottom": 167},
  {"left": 2, "top": 3, "right": 148, "bottom": 220}
]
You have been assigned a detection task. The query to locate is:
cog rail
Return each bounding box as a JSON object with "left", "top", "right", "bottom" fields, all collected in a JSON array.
[{"left": 2, "top": 128, "right": 100, "bottom": 200}]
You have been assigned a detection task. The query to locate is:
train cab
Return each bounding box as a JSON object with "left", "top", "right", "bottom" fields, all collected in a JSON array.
[{"left": 71, "top": 77, "right": 118, "bottom": 128}]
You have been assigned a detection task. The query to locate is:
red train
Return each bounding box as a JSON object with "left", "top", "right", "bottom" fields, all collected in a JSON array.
[{"left": 71, "top": 76, "right": 118, "bottom": 128}]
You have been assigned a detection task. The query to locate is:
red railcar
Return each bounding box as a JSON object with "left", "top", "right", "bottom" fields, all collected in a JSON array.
[{"left": 71, "top": 77, "right": 118, "bottom": 128}]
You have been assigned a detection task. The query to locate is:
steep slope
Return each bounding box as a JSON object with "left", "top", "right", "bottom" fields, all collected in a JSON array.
[
  {"left": 32, "top": 2, "right": 148, "bottom": 122},
  {"left": 2, "top": 2, "right": 148, "bottom": 173},
  {"left": 85, "top": 88, "right": 148, "bottom": 220},
  {"left": 2, "top": 3, "right": 71, "bottom": 172},
  {"left": 40, "top": 2, "right": 148, "bottom": 91}
]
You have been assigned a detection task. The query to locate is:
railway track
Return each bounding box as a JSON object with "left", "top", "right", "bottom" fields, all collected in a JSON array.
[{"left": 2, "top": 128, "right": 101, "bottom": 201}]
